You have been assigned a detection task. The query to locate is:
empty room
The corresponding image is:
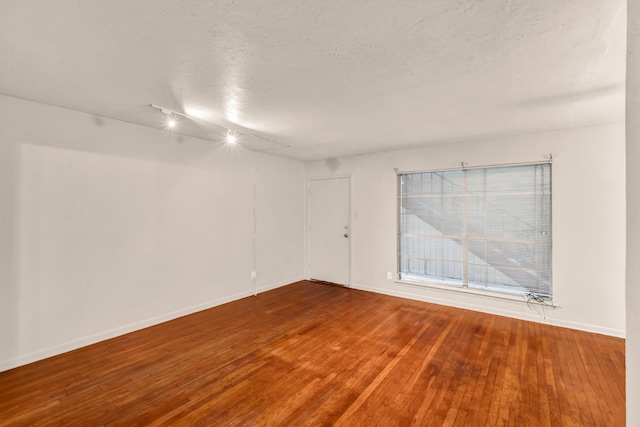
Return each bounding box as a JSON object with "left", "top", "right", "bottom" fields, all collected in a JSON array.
[{"left": 1, "top": 1, "right": 639, "bottom": 426}]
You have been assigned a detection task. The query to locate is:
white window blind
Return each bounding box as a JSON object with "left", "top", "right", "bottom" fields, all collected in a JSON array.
[{"left": 398, "top": 163, "right": 552, "bottom": 299}]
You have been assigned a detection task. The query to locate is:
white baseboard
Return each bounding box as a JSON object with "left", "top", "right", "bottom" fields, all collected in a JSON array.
[
  {"left": 0, "top": 289, "right": 255, "bottom": 373},
  {"left": 350, "top": 283, "right": 625, "bottom": 338}
]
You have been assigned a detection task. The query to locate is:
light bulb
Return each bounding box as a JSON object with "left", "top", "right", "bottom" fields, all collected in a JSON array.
[
  {"left": 168, "top": 118, "right": 176, "bottom": 128},
  {"left": 226, "top": 130, "right": 237, "bottom": 144}
]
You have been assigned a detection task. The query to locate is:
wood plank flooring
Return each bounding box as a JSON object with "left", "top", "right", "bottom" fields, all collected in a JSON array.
[{"left": 0, "top": 281, "right": 625, "bottom": 426}]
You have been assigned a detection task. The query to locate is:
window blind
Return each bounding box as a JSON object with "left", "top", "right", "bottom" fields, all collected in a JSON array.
[{"left": 398, "top": 163, "right": 552, "bottom": 299}]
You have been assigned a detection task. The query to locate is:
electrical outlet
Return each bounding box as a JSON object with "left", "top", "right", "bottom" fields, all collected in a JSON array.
[
  {"left": 386, "top": 271, "right": 393, "bottom": 280},
  {"left": 251, "top": 271, "right": 256, "bottom": 279}
]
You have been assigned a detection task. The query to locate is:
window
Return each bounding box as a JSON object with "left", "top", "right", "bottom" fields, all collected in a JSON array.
[{"left": 398, "top": 163, "right": 552, "bottom": 299}]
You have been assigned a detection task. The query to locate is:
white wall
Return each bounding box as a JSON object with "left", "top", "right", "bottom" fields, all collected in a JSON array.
[
  {"left": 306, "top": 123, "right": 626, "bottom": 336},
  {"left": 255, "top": 153, "right": 305, "bottom": 291},
  {"left": 0, "top": 94, "right": 305, "bottom": 371},
  {"left": 627, "top": 1, "right": 640, "bottom": 423}
]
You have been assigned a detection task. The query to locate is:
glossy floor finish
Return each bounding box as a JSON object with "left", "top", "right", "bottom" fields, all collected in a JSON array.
[{"left": 0, "top": 281, "right": 625, "bottom": 426}]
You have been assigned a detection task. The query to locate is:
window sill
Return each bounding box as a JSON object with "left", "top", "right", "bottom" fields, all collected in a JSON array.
[{"left": 395, "top": 278, "right": 557, "bottom": 308}]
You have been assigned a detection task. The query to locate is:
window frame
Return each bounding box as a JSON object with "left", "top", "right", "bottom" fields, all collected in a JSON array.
[{"left": 396, "top": 161, "right": 553, "bottom": 301}]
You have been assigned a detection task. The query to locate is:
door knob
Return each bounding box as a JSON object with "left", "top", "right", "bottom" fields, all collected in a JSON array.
[{"left": 344, "top": 233, "right": 349, "bottom": 238}]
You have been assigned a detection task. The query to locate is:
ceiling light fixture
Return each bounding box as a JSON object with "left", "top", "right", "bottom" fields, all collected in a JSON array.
[
  {"left": 157, "top": 107, "right": 177, "bottom": 129},
  {"left": 150, "top": 104, "right": 292, "bottom": 149},
  {"left": 226, "top": 130, "right": 237, "bottom": 144}
]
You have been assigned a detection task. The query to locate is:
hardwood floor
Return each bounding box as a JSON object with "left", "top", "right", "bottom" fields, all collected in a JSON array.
[{"left": 0, "top": 281, "right": 625, "bottom": 426}]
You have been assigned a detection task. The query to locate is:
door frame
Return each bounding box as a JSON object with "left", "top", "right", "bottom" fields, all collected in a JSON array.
[{"left": 306, "top": 175, "right": 352, "bottom": 287}]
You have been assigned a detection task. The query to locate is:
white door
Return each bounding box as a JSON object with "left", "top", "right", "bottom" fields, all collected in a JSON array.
[{"left": 309, "top": 177, "right": 350, "bottom": 286}]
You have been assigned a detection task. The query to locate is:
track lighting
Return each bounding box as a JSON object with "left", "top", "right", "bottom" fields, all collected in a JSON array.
[{"left": 149, "top": 104, "right": 292, "bottom": 148}]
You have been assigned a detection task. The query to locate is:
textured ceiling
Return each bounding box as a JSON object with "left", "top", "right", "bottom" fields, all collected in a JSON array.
[{"left": 0, "top": 0, "right": 627, "bottom": 161}]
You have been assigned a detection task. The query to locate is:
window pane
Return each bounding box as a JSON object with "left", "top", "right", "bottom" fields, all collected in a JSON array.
[
  {"left": 537, "top": 193, "right": 552, "bottom": 239},
  {"left": 399, "top": 235, "right": 463, "bottom": 285},
  {"left": 401, "top": 170, "right": 463, "bottom": 195},
  {"left": 485, "top": 195, "right": 538, "bottom": 239},
  {"left": 466, "top": 195, "right": 486, "bottom": 236},
  {"left": 399, "top": 237, "right": 463, "bottom": 262},
  {"left": 401, "top": 197, "right": 443, "bottom": 235},
  {"left": 401, "top": 260, "right": 463, "bottom": 285},
  {"left": 468, "top": 166, "right": 541, "bottom": 193},
  {"left": 442, "top": 196, "right": 463, "bottom": 235},
  {"left": 469, "top": 240, "right": 538, "bottom": 269}
]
